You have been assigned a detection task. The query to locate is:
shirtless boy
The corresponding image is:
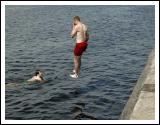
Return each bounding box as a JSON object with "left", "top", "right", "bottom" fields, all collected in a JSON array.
[{"left": 70, "top": 16, "right": 89, "bottom": 78}]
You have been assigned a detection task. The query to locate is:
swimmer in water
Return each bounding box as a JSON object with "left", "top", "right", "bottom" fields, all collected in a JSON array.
[{"left": 27, "top": 70, "right": 44, "bottom": 83}]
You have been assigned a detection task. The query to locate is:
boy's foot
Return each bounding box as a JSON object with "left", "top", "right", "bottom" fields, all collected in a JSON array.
[
  {"left": 70, "top": 73, "right": 78, "bottom": 78},
  {"left": 72, "top": 70, "right": 76, "bottom": 73}
]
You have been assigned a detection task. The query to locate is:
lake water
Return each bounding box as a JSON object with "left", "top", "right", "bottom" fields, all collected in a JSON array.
[{"left": 5, "top": 5, "right": 155, "bottom": 120}]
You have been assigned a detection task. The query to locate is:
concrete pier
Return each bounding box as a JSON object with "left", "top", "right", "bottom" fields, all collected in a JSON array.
[{"left": 120, "top": 49, "right": 155, "bottom": 120}]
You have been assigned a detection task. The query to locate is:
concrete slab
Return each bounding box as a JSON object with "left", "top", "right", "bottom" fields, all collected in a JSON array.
[
  {"left": 130, "top": 91, "right": 155, "bottom": 120},
  {"left": 120, "top": 49, "right": 155, "bottom": 120}
]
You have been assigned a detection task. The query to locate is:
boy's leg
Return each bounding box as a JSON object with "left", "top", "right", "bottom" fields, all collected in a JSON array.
[{"left": 74, "top": 55, "right": 81, "bottom": 75}]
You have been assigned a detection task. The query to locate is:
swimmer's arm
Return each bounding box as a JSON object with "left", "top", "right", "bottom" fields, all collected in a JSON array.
[
  {"left": 40, "top": 76, "right": 44, "bottom": 81},
  {"left": 27, "top": 76, "right": 35, "bottom": 82},
  {"left": 27, "top": 78, "right": 33, "bottom": 82},
  {"left": 71, "top": 25, "right": 78, "bottom": 38}
]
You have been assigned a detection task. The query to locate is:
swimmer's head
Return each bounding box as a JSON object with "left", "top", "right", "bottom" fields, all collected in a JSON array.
[
  {"left": 27, "top": 70, "right": 44, "bottom": 83},
  {"left": 34, "top": 70, "right": 44, "bottom": 81},
  {"left": 34, "top": 70, "right": 43, "bottom": 77}
]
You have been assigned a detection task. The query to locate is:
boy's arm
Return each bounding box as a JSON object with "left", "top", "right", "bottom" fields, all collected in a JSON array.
[
  {"left": 86, "top": 31, "right": 89, "bottom": 41},
  {"left": 70, "top": 25, "right": 77, "bottom": 38}
]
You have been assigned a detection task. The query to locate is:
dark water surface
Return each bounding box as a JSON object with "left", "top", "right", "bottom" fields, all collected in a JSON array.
[{"left": 5, "top": 5, "right": 154, "bottom": 120}]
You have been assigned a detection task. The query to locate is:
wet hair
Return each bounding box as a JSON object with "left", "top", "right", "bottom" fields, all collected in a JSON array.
[
  {"left": 35, "top": 70, "right": 40, "bottom": 76},
  {"left": 73, "top": 16, "right": 80, "bottom": 21}
]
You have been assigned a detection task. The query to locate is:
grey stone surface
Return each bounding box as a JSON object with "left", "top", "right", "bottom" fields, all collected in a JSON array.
[
  {"left": 120, "top": 49, "right": 155, "bottom": 120},
  {"left": 130, "top": 91, "right": 155, "bottom": 120}
]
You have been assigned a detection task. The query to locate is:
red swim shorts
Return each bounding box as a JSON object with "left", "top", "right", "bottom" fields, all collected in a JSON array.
[{"left": 74, "top": 41, "right": 88, "bottom": 56}]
